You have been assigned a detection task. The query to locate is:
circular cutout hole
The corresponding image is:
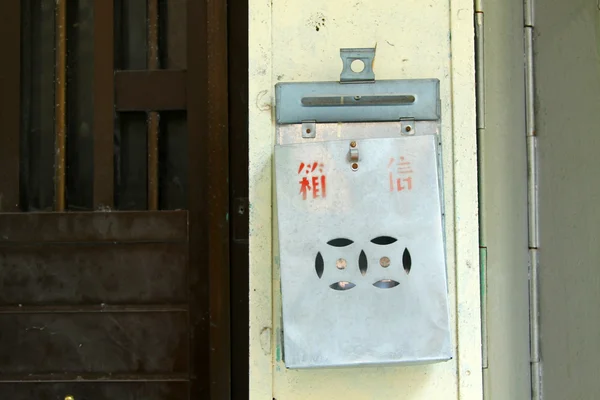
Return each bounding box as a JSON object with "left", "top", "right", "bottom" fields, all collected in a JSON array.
[
  {"left": 351, "top": 59, "right": 365, "bottom": 73},
  {"left": 336, "top": 258, "right": 347, "bottom": 270},
  {"left": 380, "top": 256, "right": 391, "bottom": 268}
]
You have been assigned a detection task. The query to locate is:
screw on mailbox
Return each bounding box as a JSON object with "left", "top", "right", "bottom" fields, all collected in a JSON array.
[
  {"left": 350, "top": 141, "right": 356, "bottom": 148},
  {"left": 351, "top": 162, "right": 359, "bottom": 171}
]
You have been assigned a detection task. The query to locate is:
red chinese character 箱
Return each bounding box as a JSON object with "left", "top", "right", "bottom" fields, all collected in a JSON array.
[
  {"left": 388, "top": 156, "right": 413, "bottom": 192},
  {"left": 298, "top": 162, "right": 327, "bottom": 200}
]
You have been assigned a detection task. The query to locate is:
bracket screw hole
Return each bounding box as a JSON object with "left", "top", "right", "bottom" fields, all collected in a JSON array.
[
  {"left": 306, "top": 128, "right": 312, "bottom": 134},
  {"left": 351, "top": 162, "right": 359, "bottom": 171},
  {"left": 405, "top": 125, "right": 412, "bottom": 133},
  {"left": 351, "top": 59, "right": 365, "bottom": 73},
  {"left": 350, "top": 141, "right": 356, "bottom": 148}
]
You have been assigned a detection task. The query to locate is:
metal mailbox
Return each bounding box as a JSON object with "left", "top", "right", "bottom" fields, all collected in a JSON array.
[{"left": 274, "top": 48, "right": 452, "bottom": 369}]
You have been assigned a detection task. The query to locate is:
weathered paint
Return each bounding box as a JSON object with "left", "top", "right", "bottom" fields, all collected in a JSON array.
[{"left": 249, "top": 0, "right": 480, "bottom": 398}]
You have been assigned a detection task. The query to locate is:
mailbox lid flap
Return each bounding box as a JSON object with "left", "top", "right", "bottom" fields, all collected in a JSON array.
[{"left": 275, "top": 135, "right": 451, "bottom": 368}]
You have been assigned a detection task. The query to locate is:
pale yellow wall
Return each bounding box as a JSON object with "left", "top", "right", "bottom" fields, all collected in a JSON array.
[{"left": 248, "top": 1, "right": 481, "bottom": 398}]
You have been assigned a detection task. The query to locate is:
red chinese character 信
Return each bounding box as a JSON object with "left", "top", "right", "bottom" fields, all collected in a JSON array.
[{"left": 388, "top": 157, "right": 413, "bottom": 192}]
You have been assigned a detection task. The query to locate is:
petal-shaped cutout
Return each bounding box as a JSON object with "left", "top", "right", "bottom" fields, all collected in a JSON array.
[
  {"left": 327, "top": 238, "right": 354, "bottom": 247},
  {"left": 373, "top": 279, "right": 400, "bottom": 289},
  {"left": 403, "top": 248, "right": 412, "bottom": 274},
  {"left": 329, "top": 281, "right": 356, "bottom": 291},
  {"left": 370, "top": 236, "right": 398, "bottom": 245},
  {"left": 359, "top": 250, "right": 368, "bottom": 276},
  {"left": 315, "top": 252, "right": 324, "bottom": 278}
]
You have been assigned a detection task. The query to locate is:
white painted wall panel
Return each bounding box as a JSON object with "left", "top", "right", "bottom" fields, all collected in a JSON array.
[{"left": 249, "top": 1, "right": 480, "bottom": 398}]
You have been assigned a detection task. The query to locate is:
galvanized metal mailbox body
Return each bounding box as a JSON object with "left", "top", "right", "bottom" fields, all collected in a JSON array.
[{"left": 274, "top": 49, "right": 452, "bottom": 369}]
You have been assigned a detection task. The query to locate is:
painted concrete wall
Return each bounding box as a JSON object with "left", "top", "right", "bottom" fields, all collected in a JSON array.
[
  {"left": 248, "top": 1, "right": 481, "bottom": 398},
  {"left": 536, "top": 1, "right": 600, "bottom": 398}
]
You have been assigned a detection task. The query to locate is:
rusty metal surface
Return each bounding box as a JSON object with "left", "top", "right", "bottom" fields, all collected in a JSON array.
[
  {"left": 0, "top": 313, "right": 188, "bottom": 374},
  {"left": 148, "top": 112, "right": 160, "bottom": 211},
  {"left": 0, "top": 211, "right": 187, "bottom": 243},
  {"left": 0, "top": 0, "right": 21, "bottom": 212},
  {"left": 93, "top": 0, "right": 115, "bottom": 209},
  {"left": 0, "top": 243, "right": 187, "bottom": 305},
  {"left": 147, "top": 0, "right": 160, "bottom": 211},
  {"left": 54, "top": 0, "right": 67, "bottom": 211},
  {"left": 114, "top": 70, "right": 187, "bottom": 111},
  {"left": 0, "top": 382, "right": 187, "bottom": 399}
]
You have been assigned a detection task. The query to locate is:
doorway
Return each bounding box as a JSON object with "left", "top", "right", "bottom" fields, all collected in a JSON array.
[{"left": 0, "top": 0, "right": 247, "bottom": 398}]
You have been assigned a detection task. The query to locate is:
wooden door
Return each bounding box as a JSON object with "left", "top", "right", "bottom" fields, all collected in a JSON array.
[{"left": 0, "top": 0, "right": 231, "bottom": 398}]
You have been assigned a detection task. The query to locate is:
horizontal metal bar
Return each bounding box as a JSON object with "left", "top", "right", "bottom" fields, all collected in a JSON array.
[
  {"left": 276, "top": 79, "right": 440, "bottom": 123},
  {"left": 115, "top": 70, "right": 187, "bottom": 111},
  {"left": 0, "top": 304, "right": 189, "bottom": 314},
  {"left": 0, "top": 211, "right": 188, "bottom": 243},
  {"left": 0, "top": 372, "right": 189, "bottom": 383},
  {"left": 301, "top": 95, "right": 415, "bottom": 107}
]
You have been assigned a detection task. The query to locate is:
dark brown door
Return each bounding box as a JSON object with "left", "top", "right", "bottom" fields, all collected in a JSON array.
[{"left": 0, "top": 1, "right": 232, "bottom": 398}]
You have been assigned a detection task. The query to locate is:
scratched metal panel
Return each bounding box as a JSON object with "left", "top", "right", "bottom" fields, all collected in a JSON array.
[
  {"left": 274, "top": 135, "right": 451, "bottom": 368},
  {"left": 0, "top": 383, "right": 187, "bottom": 399},
  {"left": 0, "top": 313, "right": 188, "bottom": 373},
  {"left": 0, "top": 243, "right": 187, "bottom": 304}
]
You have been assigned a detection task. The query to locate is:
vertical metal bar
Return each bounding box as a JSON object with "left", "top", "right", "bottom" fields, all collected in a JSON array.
[
  {"left": 524, "top": 0, "right": 534, "bottom": 27},
  {"left": 525, "top": 27, "right": 536, "bottom": 139},
  {"left": 529, "top": 248, "right": 541, "bottom": 399},
  {"left": 524, "top": 0, "right": 541, "bottom": 397},
  {"left": 475, "top": 12, "right": 485, "bottom": 132},
  {"left": 54, "top": 0, "right": 67, "bottom": 211},
  {"left": 187, "top": 0, "right": 210, "bottom": 395},
  {"left": 206, "top": 0, "right": 231, "bottom": 396},
  {"left": 93, "top": 0, "right": 115, "bottom": 210},
  {"left": 147, "top": 0, "right": 160, "bottom": 210}
]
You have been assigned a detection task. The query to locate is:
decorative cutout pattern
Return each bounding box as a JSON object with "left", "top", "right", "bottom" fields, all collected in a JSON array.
[
  {"left": 403, "top": 248, "right": 412, "bottom": 274},
  {"left": 359, "top": 250, "right": 368, "bottom": 276},
  {"left": 327, "top": 238, "right": 354, "bottom": 247},
  {"left": 373, "top": 279, "right": 400, "bottom": 289},
  {"left": 370, "top": 236, "right": 397, "bottom": 245},
  {"left": 315, "top": 252, "right": 324, "bottom": 278},
  {"left": 330, "top": 281, "right": 356, "bottom": 291}
]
